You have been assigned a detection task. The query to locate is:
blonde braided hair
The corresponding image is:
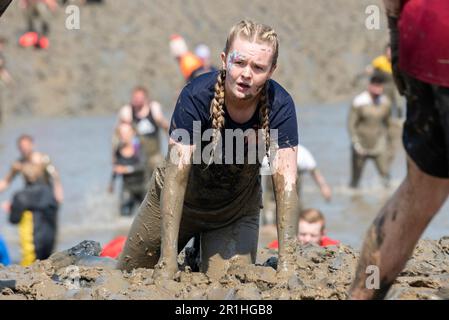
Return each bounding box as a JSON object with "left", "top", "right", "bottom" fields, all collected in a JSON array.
[
  {"left": 207, "top": 69, "right": 226, "bottom": 163},
  {"left": 208, "top": 20, "right": 279, "bottom": 162},
  {"left": 258, "top": 82, "right": 270, "bottom": 154}
]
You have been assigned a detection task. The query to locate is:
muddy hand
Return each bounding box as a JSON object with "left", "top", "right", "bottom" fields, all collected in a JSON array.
[
  {"left": 277, "top": 238, "right": 297, "bottom": 280},
  {"left": 152, "top": 256, "right": 179, "bottom": 280},
  {"left": 276, "top": 257, "right": 295, "bottom": 280}
]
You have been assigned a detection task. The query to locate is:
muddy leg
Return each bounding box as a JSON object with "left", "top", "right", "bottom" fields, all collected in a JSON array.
[
  {"left": 200, "top": 214, "right": 259, "bottom": 280},
  {"left": 117, "top": 174, "right": 194, "bottom": 272},
  {"left": 374, "top": 151, "right": 391, "bottom": 187},
  {"left": 350, "top": 148, "right": 366, "bottom": 188},
  {"left": 349, "top": 158, "right": 449, "bottom": 299},
  {"left": 434, "top": 85, "right": 449, "bottom": 175},
  {"left": 261, "top": 175, "right": 275, "bottom": 225},
  {"left": 296, "top": 172, "right": 304, "bottom": 210}
]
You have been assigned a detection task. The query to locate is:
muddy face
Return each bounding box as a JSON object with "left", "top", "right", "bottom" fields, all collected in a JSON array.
[
  {"left": 221, "top": 37, "right": 276, "bottom": 102},
  {"left": 18, "top": 138, "right": 34, "bottom": 159},
  {"left": 368, "top": 83, "right": 384, "bottom": 99},
  {"left": 130, "top": 90, "right": 147, "bottom": 112}
]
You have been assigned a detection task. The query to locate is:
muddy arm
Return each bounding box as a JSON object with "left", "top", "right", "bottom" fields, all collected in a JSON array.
[
  {"left": 153, "top": 138, "right": 194, "bottom": 279},
  {"left": 45, "top": 159, "right": 64, "bottom": 204},
  {"left": 385, "top": 98, "right": 394, "bottom": 140},
  {"left": 271, "top": 146, "right": 299, "bottom": 275},
  {"left": 348, "top": 105, "right": 368, "bottom": 155},
  {"left": 0, "top": 163, "right": 20, "bottom": 193},
  {"left": 348, "top": 104, "right": 359, "bottom": 146},
  {"left": 311, "top": 169, "right": 332, "bottom": 201}
]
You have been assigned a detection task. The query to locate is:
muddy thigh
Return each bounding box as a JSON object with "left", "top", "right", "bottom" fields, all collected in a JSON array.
[
  {"left": 117, "top": 168, "right": 200, "bottom": 272},
  {"left": 201, "top": 213, "right": 259, "bottom": 280}
]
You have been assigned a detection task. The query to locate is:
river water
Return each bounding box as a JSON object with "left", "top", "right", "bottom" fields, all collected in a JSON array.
[{"left": 1, "top": 103, "right": 449, "bottom": 263}]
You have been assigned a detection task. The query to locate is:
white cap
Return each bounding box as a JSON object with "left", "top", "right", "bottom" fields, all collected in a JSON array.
[
  {"left": 195, "top": 44, "right": 211, "bottom": 60},
  {"left": 170, "top": 34, "right": 188, "bottom": 58}
]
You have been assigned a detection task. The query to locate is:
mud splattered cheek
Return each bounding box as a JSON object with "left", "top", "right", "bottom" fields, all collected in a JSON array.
[{"left": 226, "top": 51, "right": 245, "bottom": 73}]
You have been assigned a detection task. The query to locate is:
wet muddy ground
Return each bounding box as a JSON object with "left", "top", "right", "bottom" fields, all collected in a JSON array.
[{"left": 1, "top": 237, "right": 449, "bottom": 300}]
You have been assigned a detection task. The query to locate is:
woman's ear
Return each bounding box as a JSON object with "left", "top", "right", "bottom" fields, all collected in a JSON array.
[{"left": 220, "top": 52, "right": 227, "bottom": 70}]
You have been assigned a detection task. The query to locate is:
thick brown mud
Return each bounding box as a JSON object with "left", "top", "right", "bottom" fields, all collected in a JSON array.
[{"left": 1, "top": 238, "right": 449, "bottom": 300}]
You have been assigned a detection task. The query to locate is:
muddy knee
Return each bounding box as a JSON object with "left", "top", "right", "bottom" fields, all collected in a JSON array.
[
  {"left": 200, "top": 215, "right": 259, "bottom": 279},
  {"left": 117, "top": 182, "right": 163, "bottom": 271}
]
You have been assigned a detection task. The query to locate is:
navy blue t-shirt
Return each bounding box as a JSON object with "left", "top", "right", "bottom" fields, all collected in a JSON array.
[
  {"left": 169, "top": 71, "right": 298, "bottom": 163},
  {"left": 167, "top": 71, "right": 299, "bottom": 218}
]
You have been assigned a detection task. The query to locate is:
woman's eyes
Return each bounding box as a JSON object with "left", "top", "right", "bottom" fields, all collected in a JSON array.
[{"left": 234, "top": 61, "right": 265, "bottom": 71}]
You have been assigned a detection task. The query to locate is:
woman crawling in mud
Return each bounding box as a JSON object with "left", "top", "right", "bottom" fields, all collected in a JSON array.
[{"left": 116, "top": 20, "right": 300, "bottom": 280}]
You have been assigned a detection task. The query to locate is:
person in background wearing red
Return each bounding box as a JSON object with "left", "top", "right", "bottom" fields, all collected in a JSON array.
[
  {"left": 267, "top": 208, "right": 339, "bottom": 249},
  {"left": 18, "top": 0, "right": 58, "bottom": 49},
  {"left": 100, "top": 235, "right": 127, "bottom": 259}
]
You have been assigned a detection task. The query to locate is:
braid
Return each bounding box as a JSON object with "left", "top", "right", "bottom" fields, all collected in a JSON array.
[
  {"left": 208, "top": 69, "right": 226, "bottom": 163},
  {"left": 259, "top": 83, "right": 270, "bottom": 155}
]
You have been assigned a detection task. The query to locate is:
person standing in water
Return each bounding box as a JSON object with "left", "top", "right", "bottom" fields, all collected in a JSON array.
[
  {"left": 348, "top": 74, "right": 393, "bottom": 188},
  {"left": 0, "top": 134, "right": 63, "bottom": 265},
  {"left": 117, "top": 20, "right": 299, "bottom": 280},
  {"left": 109, "top": 123, "right": 146, "bottom": 217},
  {"left": 18, "top": 0, "right": 58, "bottom": 49},
  {"left": 117, "top": 86, "right": 169, "bottom": 184}
]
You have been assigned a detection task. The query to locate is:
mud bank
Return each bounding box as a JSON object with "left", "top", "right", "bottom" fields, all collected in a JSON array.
[{"left": 1, "top": 238, "right": 449, "bottom": 300}]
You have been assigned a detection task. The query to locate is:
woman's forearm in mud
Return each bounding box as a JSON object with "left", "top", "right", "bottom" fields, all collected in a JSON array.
[
  {"left": 157, "top": 143, "right": 192, "bottom": 274},
  {"left": 272, "top": 173, "right": 299, "bottom": 272},
  {"left": 159, "top": 162, "right": 190, "bottom": 259},
  {"left": 270, "top": 146, "right": 299, "bottom": 273}
]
